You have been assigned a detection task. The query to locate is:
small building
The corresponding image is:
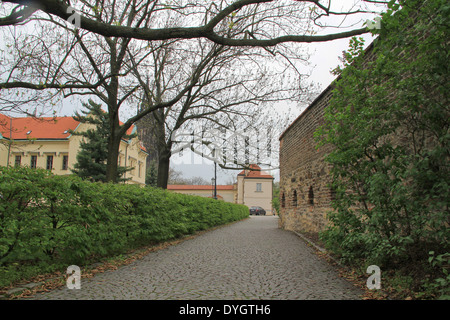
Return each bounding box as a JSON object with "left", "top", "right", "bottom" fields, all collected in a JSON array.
[
  {"left": 236, "top": 164, "right": 274, "bottom": 214},
  {"left": 168, "top": 164, "right": 274, "bottom": 214},
  {"left": 0, "top": 113, "right": 148, "bottom": 185}
]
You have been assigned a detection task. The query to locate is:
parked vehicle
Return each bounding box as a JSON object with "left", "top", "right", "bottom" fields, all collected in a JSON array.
[{"left": 249, "top": 206, "right": 266, "bottom": 216}]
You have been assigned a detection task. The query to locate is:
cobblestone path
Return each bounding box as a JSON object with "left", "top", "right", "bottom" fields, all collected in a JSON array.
[{"left": 30, "top": 216, "right": 363, "bottom": 300}]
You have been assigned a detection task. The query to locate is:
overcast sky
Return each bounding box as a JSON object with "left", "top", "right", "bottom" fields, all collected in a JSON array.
[
  {"left": 173, "top": 33, "right": 377, "bottom": 184},
  {"left": 175, "top": 1, "right": 381, "bottom": 184},
  {"left": 59, "top": 1, "right": 382, "bottom": 184},
  {"left": 1, "top": 1, "right": 384, "bottom": 184}
]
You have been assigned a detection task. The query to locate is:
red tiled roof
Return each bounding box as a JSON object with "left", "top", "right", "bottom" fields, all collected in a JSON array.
[
  {"left": 0, "top": 113, "right": 146, "bottom": 152},
  {"left": 238, "top": 164, "right": 274, "bottom": 179},
  {"left": 0, "top": 114, "right": 79, "bottom": 140},
  {"left": 167, "top": 185, "right": 235, "bottom": 190}
]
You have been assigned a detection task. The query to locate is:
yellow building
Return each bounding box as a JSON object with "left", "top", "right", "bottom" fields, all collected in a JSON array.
[
  {"left": 236, "top": 164, "right": 274, "bottom": 214},
  {"left": 168, "top": 164, "right": 275, "bottom": 214},
  {"left": 0, "top": 113, "right": 148, "bottom": 185}
]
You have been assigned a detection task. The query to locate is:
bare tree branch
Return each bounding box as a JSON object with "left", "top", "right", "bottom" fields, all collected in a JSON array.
[
  {"left": 1, "top": 0, "right": 383, "bottom": 46},
  {"left": 0, "top": 5, "right": 37, "bottom": 26}
]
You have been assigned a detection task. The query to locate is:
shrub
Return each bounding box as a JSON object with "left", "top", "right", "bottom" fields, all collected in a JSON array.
[
  {"left": 315, "top": 0, "right": 449, "bottom": 297},
  {"left": 0, "top": 166, "right": 248, "bottom": 286}
]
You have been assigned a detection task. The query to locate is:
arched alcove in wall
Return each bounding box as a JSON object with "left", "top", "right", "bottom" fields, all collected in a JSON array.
[{"left": 308, "top": 186, "right": 314, "bottom": 206}]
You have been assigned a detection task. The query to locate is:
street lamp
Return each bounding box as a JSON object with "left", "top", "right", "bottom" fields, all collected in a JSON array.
[{"left": 212, "top": 148, "right": 217, "bottom": 199}]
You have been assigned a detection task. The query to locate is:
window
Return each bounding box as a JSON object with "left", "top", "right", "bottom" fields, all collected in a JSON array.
[
  {"left": 62, "top": 155, "right": 69, "bottom": 170},
  {"left": 308, "top": 186, "right": 314, "bottom": 206},
  {"left": 129, "top": 158, "right": 135, "bottom": 175},
  {"left": 14, "top": 155, "right": 21, "bottom": 167},
  {"left": 281, "top": 193, "right": 285, "bottom": 208},
  {"left": 256, "top": 183, "right": 262, "bottom": 192},
  {"left": 30, "top": 155, "right": 37, "bottom": 169},
  {"left": 138, "top": 161, "right": 142, "bottom": 178},
  {"left": 292, "top": 190, "right": 298, "bottom": 207},
  {"left": 46, "top": 155, "right": 53, "bottom": 170}
]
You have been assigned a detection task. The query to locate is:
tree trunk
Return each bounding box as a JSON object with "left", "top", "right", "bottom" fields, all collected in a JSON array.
[
  {"left": 153, "top": 109, "right": 170, "bottom": 189},
  {"left": 104, "top": 56, "right": 121, "bottom": 183},
  {"left": 105, "top": 106, "right": 121, "bottom": 183},
  {"left": 157, "top": 150, "right": 171, "bottom": 189},
  {"left": 105, "top": 134, "right": 121, "bottom": 183}
]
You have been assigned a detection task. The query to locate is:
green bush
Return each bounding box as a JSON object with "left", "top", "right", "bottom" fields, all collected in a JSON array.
[
  {"left": 315, "top": 0, "right": 449, "bottom": 298},
  {"left": 0, "top": 166, "right": 248, "bottom": 285}
]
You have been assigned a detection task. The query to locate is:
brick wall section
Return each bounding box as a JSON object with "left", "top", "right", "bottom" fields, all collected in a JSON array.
[
  {"left": 278, "top": 4, "right": 443, "bottom": 239},
  {"left": 278, "top": 42, "right": 378, "bottom": 236},
  {"left": 278, "top": 84, "right": 335, "bottom": 235}
]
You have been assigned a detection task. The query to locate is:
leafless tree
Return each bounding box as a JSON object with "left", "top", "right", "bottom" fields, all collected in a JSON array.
[
  {"left": 167, "top": 167, "right": 210, "bottom": 185},
  {"left": 0, "top": 0, "right": 207, "bottom": 182},
  {"left": 132, "top": 25, "right": 313, "bottom": 188},
  {"left": 0, "top": 0, "right": 388, "bottom": 183},
  {"left": 1, "top": 0, "right": 389, "bottom": 45}
]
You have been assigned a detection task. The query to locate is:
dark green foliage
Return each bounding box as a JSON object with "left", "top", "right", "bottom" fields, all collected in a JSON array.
[
  {"left": 0, "top": 166, "right": 248, "bottom": 286},
  {"left": 315, "top": 0, "right": 449, "bottom": 297},
  {"left": 145, "top": 159, "right": 158, "bottom": 187},
  {"left": 71, "top": 99, "right": 133, "bottom": 182}
]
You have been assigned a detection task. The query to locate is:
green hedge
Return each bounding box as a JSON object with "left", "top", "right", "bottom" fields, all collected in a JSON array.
[{"left": 0, "top": 166, "right": 248, "bottom": 269}]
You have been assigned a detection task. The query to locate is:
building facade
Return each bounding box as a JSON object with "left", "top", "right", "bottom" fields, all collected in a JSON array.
[
  {"left": 236, "top": 164, "right": 274, "bottom": 213},
  {"left": 0, "top": 113, "right": 148, "bottom": 185},
  {"left": 168, "top": 164, "right": 274, "bottom": 214}
]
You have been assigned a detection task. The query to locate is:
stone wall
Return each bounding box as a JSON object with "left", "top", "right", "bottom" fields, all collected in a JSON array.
[
  {"left": 278, "top": 4, "right": 446, "bottom": 247},
  {"left": 278, "top": 42, "right": 378, "bottom": 237},
  {"left": 278, "top": 84, "right": 335, "bottom": 236}
]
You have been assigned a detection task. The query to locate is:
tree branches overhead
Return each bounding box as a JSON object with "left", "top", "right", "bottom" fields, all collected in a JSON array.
[
  {"left": 1, "top": 0, "right": 387, "bottom": 45},
  {"left": 0, "top": 0, "right": 388, "bottom": 184}
]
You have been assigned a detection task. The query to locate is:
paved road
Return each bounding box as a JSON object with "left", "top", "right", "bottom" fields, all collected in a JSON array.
[{"left": 30, "top": 216, "right": 363, "bottom": 300}]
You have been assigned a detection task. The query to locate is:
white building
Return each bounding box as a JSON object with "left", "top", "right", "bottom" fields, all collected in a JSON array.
[{"left": 168, "top": 164, "right": 274, "bottom": 214}]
